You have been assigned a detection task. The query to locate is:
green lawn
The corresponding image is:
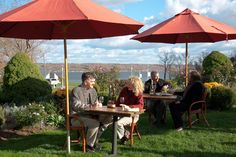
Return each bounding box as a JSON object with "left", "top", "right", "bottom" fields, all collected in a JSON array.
[{"left": 0, "top": 109, "right": 236, "bottom": 157}]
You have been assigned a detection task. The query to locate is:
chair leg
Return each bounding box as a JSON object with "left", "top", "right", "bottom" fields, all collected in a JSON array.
[
  {"left": 130, "top": 121, "right": 135, "bottom": 146},
  {"left": 188, "top": 113, "right": 192, "bottom": 128},
  {"left": 201, "top": 112, "right": 210, "bottom": 127},
  {"left": 81, "top": 127, "right": 86, "bottom": 153}
]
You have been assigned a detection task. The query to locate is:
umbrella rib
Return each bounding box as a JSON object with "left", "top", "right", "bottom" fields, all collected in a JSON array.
[
  {"left": 87, "top": 20, "right": 103, "bottom": 38},
  {"left": 71, "top": 0, "right": 89, "bottom": 20},
  {"left": 211, "top": 26, "right": 228, "bottom": 40}
]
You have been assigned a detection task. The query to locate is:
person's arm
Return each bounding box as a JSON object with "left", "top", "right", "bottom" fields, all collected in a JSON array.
[
  {"left": 181, "top": 82, "right": 203, "bottom": 108},
  {"left": 129, "top": 94, "right": 144, "bottom": 110},
  {"left": 115, "top": 87, "right": 126, "bottom": 106},
  {"left": 71, "top": 87, "right": 89, "bottom": 112},
  {"left": 144, "top": 80, "right": 150, "bottom": 93}
]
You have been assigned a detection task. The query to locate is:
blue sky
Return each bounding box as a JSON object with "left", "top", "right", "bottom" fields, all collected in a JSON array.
[{"left": 1, "top": 0, "right": 236, "bottom": 64}]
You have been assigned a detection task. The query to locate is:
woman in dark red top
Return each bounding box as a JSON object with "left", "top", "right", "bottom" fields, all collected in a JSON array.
[{"left": 116, "top": 76, "right": 144, "bottom": 144}]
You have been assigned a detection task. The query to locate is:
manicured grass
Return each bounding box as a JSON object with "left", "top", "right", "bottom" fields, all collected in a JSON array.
[{"left": 0, "top": 109, "right": 236, "bottom": 157}]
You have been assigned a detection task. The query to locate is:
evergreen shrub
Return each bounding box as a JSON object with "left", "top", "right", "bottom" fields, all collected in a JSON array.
[
  {"left": 0, "top": 106, "right": 5, "bottom": 128},
  {"left": 202, "top": 51, "right": 233, "bottom": 84},
  {"left": 3, "top": 53, "right": 52, "bottom": 104},
  {"left": 208, "top": 86, "right": 236, "bottom": 110}
]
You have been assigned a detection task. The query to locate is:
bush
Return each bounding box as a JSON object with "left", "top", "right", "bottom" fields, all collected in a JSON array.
[
  {"left": 0, "top": 106, "right": 5, "bottom": 128},
  {"left": 2, "top": 53, "right": 52, "bottom": 104},
  {"left": 204, "top": 82, "right": 223, "bottom": 89},
  {"left": 202, "top": 51, "right": 233, "bottom": 84},
  {"left": 93, "top": 66, "right": 119, "bottom": 94},
  {"left": 0, "top": 86, "right": 3, "bottom": 103},
  {"left": 13, "top": 103, "right": 47, "bottom": 128},
  {"left": 12, "top": 97, "right": 65, "bottom": 129},
  {"left": 208, "top": 86, "right": 236, "bottom": 110}
]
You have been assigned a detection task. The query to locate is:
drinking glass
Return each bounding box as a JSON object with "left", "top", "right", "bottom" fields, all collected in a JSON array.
[
  {"left": 98, "top": 96, "right": 104, "bottom": 104},
  {"left": 120, "top": 97, "right": 125, "bottom": 104}
]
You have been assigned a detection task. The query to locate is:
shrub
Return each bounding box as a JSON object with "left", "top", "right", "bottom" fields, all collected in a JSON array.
[
  {"left": 204, "top": 82, "right": 223, "bottom": 89},
  {"left": 3, "top": 53, "right": 52, "bottom": 104},
  {"left": 0, "top": 86, "right": 3, "bottom": 103},
  {"left": 93, "top": 66, "right": 119, "bottom": 94},
  {"left": 46, "top": 114, "right": 64, "bottom": 127},
  {"left": 202, "top": 51, "right": 233, "bottom": 84},
  {"left": 208, "top": 86, "right": 236, "bottom": 110},
  {"left": 12, "top": 98, "right": 65, "bottom": 129},
  {"left": 0, "top": 106, "right": 5, "bottom": 128},
  {"left": 13, "top": 103, "right": 47, "bottom": 128}
]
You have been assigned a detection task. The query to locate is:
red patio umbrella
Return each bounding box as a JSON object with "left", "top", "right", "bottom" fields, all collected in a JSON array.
[
  {"left": 0, "top": 0, "right": 143, "bottom": 153},
  {"left": 132, "top": 8, "right": 236, "bottom": 86}
]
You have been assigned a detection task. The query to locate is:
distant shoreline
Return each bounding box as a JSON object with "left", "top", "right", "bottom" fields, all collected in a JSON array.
[{"left": 38, "top": 63, "right": 167, "bottom": 72}]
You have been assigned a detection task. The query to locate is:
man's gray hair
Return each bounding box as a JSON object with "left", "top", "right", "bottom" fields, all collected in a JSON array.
[
  {"left": 151, "top": 71, "right": 159, "bottom": 77},
  {"left": 81, "top": 72, "right": 97, "bottom": 82}
]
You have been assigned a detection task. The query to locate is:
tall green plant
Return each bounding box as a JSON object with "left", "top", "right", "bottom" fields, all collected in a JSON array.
[
  {"left": 0, "top": 106, "right": 5, "bottom": 128},
  {"left": 202, "top": 51, "right": 233, "bottom": 84},
  {"left": 3, "top": 53, "right": 52, "bottom": 104},
  {"left": 93, "top": 66, "right": 119, "bottom": 94},
  {"left": 208, "top": 86, "right": 236, "bottom": 110}
]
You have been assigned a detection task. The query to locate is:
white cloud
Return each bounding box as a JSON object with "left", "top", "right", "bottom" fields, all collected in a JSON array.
[
  {"left": 165, "top": 0, "right": 236, "bottom": 26},
  {"left": 93, "top": 0, "right": 143, "bottom": 6},
  {"left": 39, "top": 0, "right": 236, "bottom": 64}
]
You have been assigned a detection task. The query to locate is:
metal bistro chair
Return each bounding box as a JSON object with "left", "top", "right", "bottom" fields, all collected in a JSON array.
[
  {"left": 64, "top": 114, "right": 87, "bottom": 153},
  {"left": 187, "top": 88, "right": 210, "bottom": 128}
]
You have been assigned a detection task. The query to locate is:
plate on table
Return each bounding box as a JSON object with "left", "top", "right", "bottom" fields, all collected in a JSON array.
[
  {"left": 161, "top": 93, "right": 172, "bottom": 96},
  {"left": 107, "top": 104, "right": 116, "bottom": 108}
]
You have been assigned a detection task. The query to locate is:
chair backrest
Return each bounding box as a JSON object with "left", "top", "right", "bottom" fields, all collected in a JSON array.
[{"left": 188, "top": 86, "right": 207, "bottom": 112}]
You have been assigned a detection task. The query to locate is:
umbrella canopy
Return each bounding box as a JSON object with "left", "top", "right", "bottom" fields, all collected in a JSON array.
[
  {"left": 0, "top": 0, "right": 143, "bottom": 154},
  {"left": 0, "top": 0, "right": 143, "bottom": 39},
  {"left": 132, "top": 8, "right": 236, "bottom": 85}
]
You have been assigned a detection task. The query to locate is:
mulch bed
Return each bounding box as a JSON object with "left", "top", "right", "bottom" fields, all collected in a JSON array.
[
  {"left": 0, "top": 126, "right": 56, "bottom": 141},
  {"left": 0, "top": 129, "right": 26, "bottom": 141}
]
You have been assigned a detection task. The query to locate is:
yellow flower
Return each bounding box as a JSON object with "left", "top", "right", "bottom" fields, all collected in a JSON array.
[{"left": 204, "top": 82, "right": 223, "bottom": 89}]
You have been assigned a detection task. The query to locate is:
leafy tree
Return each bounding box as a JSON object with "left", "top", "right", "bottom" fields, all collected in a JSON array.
[
  {"left": 202, "top": 51, "right": 233, "bottom": 85},
  {"left": 93, "top": 66, "right": 119, "bottom": 94},
  {"left": 2, "top": 53, "right": 51, "bottom": 104},
  {"left": 0, "top": 0, "right": 44, "bottom": 80}
]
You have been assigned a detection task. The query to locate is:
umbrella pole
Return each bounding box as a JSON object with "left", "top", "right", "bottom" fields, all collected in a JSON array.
[
  {"left": 185, "top": 42, "right": 188, "bottom": 87},
  {"left": 64, "top": 38, "right": 71, "bottom": 153}
]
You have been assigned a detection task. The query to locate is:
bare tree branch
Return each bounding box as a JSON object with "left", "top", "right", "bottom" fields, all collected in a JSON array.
[{"left": 158, "top": 51, "right": 175, "bottom": 80}]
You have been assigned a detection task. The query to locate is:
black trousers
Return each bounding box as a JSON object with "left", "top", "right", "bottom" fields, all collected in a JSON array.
[
  {"left": 147, "top": 100, "right": 166, "bottom": 125},
  {"left": 169, "top": 102, "right": 186, "bottom": 129}
]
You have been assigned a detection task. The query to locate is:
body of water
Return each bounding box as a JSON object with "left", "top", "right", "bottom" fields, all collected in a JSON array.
[{"left": 46, "top": 71, "right": 168, "bottom": 83}]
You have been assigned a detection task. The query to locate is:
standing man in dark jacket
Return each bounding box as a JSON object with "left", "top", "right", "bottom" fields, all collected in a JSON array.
[
  {"left": 144, "top": 71, "right": 170, "bottom": 126},
  {"left": 169, "top": 70, "right": 205, "bottom": 131}
]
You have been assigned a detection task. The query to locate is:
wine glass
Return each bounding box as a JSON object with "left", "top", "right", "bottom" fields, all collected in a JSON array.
[
  {"left": 120, "top": 97, "right": 125, "bottom": 104},
  {"left": 98, "top": 96, "right": 104, "bottom": 104}
]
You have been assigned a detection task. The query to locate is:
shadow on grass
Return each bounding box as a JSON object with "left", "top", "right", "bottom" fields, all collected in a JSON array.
[
  {"left": 120, "top": 147, "right": 236, "bottom": 157},
  {"left": 138, "top": 109, "right": 236, "bottom": 136},
  {"left": 0, "top": 133, "right": 64, "bottom": 151}
]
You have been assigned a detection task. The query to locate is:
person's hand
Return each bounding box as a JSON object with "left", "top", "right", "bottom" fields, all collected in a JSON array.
[
  {"left": 162, "top": 85, "right": 169, "bottom": 93},
  {"left": 175, "top": 101, "right": 180, "bottom": 104},
  {"left": 120, "top": 104, "right": 131, "bottom": 111},
  {"left": 95, "top": 100, "right": 102, "bottom": 107},
  {"left": 92, "top": 101, "right": 102, "bottom": 107}
]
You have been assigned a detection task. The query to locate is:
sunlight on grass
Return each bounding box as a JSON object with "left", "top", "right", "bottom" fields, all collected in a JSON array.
[{"left": 0, "top": 110, "right": 236, "bottom": 157}]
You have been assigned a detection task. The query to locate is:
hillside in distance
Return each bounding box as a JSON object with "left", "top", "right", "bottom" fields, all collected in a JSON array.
[{"left": 38, "top": 63, "right": 166, "bottom": 72}]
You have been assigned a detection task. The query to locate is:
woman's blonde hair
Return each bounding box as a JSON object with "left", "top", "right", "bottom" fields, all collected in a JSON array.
[{"left": 127, "top": 76, "right": 144, "bottom": 96}]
